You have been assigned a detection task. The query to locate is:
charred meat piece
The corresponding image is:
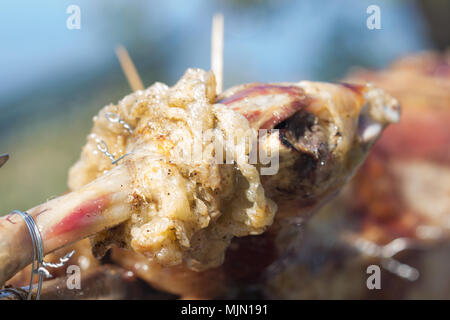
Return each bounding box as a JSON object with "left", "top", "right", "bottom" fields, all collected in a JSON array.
[
  {"left": 218, "top": 81, "right": 400, "bottom": 217},
  {"left": 266, "top": 51, "right": 450, "bottom": 299},
  {"left": 110, "top": 79, "right": 400, "bottom": 298}
]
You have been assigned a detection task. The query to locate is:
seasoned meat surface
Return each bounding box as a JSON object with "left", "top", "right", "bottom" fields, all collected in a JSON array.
[{"left": 69, "top": 69, "right": 276, "bottom": 270}]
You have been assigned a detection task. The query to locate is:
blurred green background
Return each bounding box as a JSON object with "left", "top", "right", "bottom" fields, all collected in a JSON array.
[{"left": 0, "top": 0, "right": 447, "bottom": 213}]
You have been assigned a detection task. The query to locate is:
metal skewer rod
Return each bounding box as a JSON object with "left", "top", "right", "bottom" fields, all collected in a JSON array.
[
  {"left": 211, "top": 13, "right": 224, "bottom": 94},
  {"left": 115, "top": 45, "right": 145, "bottom": 92}
]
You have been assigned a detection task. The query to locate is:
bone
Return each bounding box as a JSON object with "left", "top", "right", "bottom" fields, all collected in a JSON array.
[{"left": 0, "top": 164, "right": 133, "bottom": 285}]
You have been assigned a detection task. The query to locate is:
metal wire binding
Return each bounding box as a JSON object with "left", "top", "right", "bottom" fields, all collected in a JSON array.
[
  {"left": 95, "top": 113, "right": 133, "bottom": 165},
  {"left": 0, "top": 210, "right": 75, "bottom": 300},
  {"left": 43, "top": 251, "right": 75, "bottom": 268},
  {"left": 105, "top": 112, "right": 133, "bottom": 134},
  {"left": 96, "top": 139, "right": 130, "bottom": 165}
]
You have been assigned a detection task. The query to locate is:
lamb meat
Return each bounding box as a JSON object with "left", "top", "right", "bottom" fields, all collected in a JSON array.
[{"left": 0, "top": 68, "right": 400, "bottom": 289}]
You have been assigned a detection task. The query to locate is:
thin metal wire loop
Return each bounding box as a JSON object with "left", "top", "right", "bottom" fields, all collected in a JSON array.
[
  {"left": 96, "top": 138, "right": 130, "bottom": 165},
  {"left": 105, "top": 112, "right": 133, "bottom": 134},
  {"left": 0, "top": 211, "right": 74, "bottom": 300}
]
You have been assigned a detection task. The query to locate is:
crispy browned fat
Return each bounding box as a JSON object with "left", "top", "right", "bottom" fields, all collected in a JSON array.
[{"left": 218, "top": 80, "right": 400, "bottom": 218}]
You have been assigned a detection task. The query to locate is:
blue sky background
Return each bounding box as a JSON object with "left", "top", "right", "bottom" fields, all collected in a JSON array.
[
  {"left": 0, "top": 0, "right": 430, "bottom": 99},
  {"left": 0, "top": 0, "right": 434, "bottom": 212}
]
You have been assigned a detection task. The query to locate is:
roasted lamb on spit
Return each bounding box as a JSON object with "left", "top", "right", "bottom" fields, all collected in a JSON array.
[{"left": 0, "top": 68, "right": 400, "bottom": 298}]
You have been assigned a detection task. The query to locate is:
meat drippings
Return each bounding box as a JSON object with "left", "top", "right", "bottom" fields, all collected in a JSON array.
[{"left": 68, "top": 69, "right": 276, "bottom": 270}]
